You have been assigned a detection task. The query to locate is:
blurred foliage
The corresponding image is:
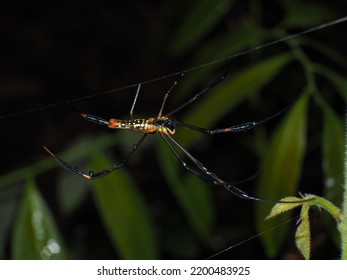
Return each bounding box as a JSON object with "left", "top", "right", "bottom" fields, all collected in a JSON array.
[
  {"left": 91, "top": 153, "right": 157, "bottom": 259},
  {"left": 12, "top": 180, "right": 67, "bottom": 259},
  {"left": 256, "top": 90, "right": 309, "bottom": 257},
  {"left": 0, "top": 0, "right": 346, "bottom": 259}
]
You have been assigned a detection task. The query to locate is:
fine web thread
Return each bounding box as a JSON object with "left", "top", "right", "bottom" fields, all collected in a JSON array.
[
  {"left": 1, "top": 16, "right": 347, "bottom": 257},
  {"left": 0, "top": 16, "right": 347, "bottom": 121},
  {"left": 205, "top": 215, "right": 301, "bottom": 259}
]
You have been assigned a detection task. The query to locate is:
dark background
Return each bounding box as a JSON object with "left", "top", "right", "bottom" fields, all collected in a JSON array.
[{"left": 0, "top": 0, "right": 346, "bottom": 260}]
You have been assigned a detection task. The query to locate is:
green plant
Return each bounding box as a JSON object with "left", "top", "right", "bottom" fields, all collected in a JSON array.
[{"left": 0, "top": 0, "right": 346, "bottom": 259}]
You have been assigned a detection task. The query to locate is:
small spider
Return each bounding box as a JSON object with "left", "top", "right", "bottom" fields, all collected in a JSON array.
[{"left": 44, "top": 71, "right": 306, "bottom": 203}]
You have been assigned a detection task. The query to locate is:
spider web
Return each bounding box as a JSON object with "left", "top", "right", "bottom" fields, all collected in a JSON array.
[
  {"left": 0, "top": 15, "right": 346, "bottom": 260},
  {"left": 0, "top": 15, "right": 346, "bottom": 121}
]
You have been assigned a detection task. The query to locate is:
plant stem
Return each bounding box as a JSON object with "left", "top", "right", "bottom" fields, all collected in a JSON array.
[{"left": 341, "top": 106, "right": 347, "bottom": 259}]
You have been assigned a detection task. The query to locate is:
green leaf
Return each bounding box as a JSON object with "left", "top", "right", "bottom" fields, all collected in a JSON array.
[
  {"left": 0, "top": 184, "right": 20, "bottom": 259},
  {"left": 156, "top": 137, "right": 214, "bottom": 241},
  {"left": 57, "top": 169, "right": 89, "bottom": 216},
  {"left": 172, "top": 25, "right": 268, "bottom": 103},
  {"left": 265, "top": 194, "right": 341, "bottom": 259},
  {"left": 322, "top": 102, "right": 344, "bottom": 206},
  {"left": 313, "top": 63, "right": 347, "bottom": 100},
  {"left": 295, "top": 204, "right": 311, "bottom": 260},
  {"left": 91, "top": 153, "right": 157, "bottom": 259},
  {"left": 177, "top": 53, "right": 293, "bottom": 147},
  {"left": 169, "top": 0, "right": 234, "bottom": 55},
  {"left": 266, "top": 196, "right": 305, "bottom": 220},
  {"left": 12, "top": 179, "right": 67, "bottom": 259},
  {"left": 299, "top": 38, "right": 347, "bottom": 69},
  {"left": 56, "top": 137, "right": 94, "bottom": 216},
  {"left": 256, "top": 91, "right": 309, "bottom": 257},
  {"left": 279, "top": 0, "right": 336, "bottom": 28},
  {"left": 313, "top": 196, "right": 342, "bottom": 222}
]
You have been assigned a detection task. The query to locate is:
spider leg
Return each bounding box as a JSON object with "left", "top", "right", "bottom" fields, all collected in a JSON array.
[
  {"left": 43, "top": 134, "right": 147, "bottom": 179},
  {"left": 174, "top": 119, "right": 257, "bottom": 134},
  {"left": 166, "top": 67, "right": 229, "bottom": 117},
  {"left": 173, "top": 86, "right": 307, "bottom": 135},
  {"left": 160, "top": 134, "right": 211, "bottom": 181},
  {"left": 162, "top": 134, "right": 310, "bottom": 204},
  {"left": 67, "top": 103, "right": 110, "bottom": 127},
  {"left": 158, "top": 79, "right": 180, "bottom": 118},
  {"left": 161, "top": 134, "right": 269, "bottom": 202},
  {"left": 130, "top": 84, "right": 141, "bottom": 120},
  {"left": 161, "top": 134, "right": 254, "bottom": 201}
]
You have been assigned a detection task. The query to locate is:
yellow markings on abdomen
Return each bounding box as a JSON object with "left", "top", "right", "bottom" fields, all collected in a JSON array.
[
  {"left": 108, "top": 117, "right": 174, "bottom": 135},
  {"left": 109, "top": 118, "right": 150, "bottom": 132}
]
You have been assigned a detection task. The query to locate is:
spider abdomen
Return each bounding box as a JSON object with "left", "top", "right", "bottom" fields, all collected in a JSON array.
[
  {"left": 108, "top": 118, "right": 147, "bottom": 130},
  {"left": 108, "top": 117, "right": 176, "bottom": 135}
]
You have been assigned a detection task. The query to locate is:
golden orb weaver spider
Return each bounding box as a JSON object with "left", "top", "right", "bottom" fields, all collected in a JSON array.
[{"left": 44, "top": 70, "right": 307, "bottom": 204}]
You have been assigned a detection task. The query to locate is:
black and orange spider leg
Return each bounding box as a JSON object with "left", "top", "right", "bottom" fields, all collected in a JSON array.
[
  {"left": 67, "top": 103, "right": 110, "bottom": 127},
  {"left": 161, "top": 134, "right": 274, "bottom": 202},
  {"left": 159, "top": 134, "right": 212, "bottom": 181},
  {"left": 44, "top": 134, "right": 148, "bottom": 179},
  {"left": 172, "top": 119, "right": 256, "bottom": 134},
  {"left": 158, "top": 80, "right": 179, "bottom": 118},
  {"left": 162, "top": 133, "right": 311, "bottom": 204},
  {"left": 165, "top": 68, "right": 229, "bottom": 117},
  {"left": 173, "top": 86, "right": 307, "bottom": 135},
  {"left": 156, "top": 73, "right": 184, "bottom": 118}
]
